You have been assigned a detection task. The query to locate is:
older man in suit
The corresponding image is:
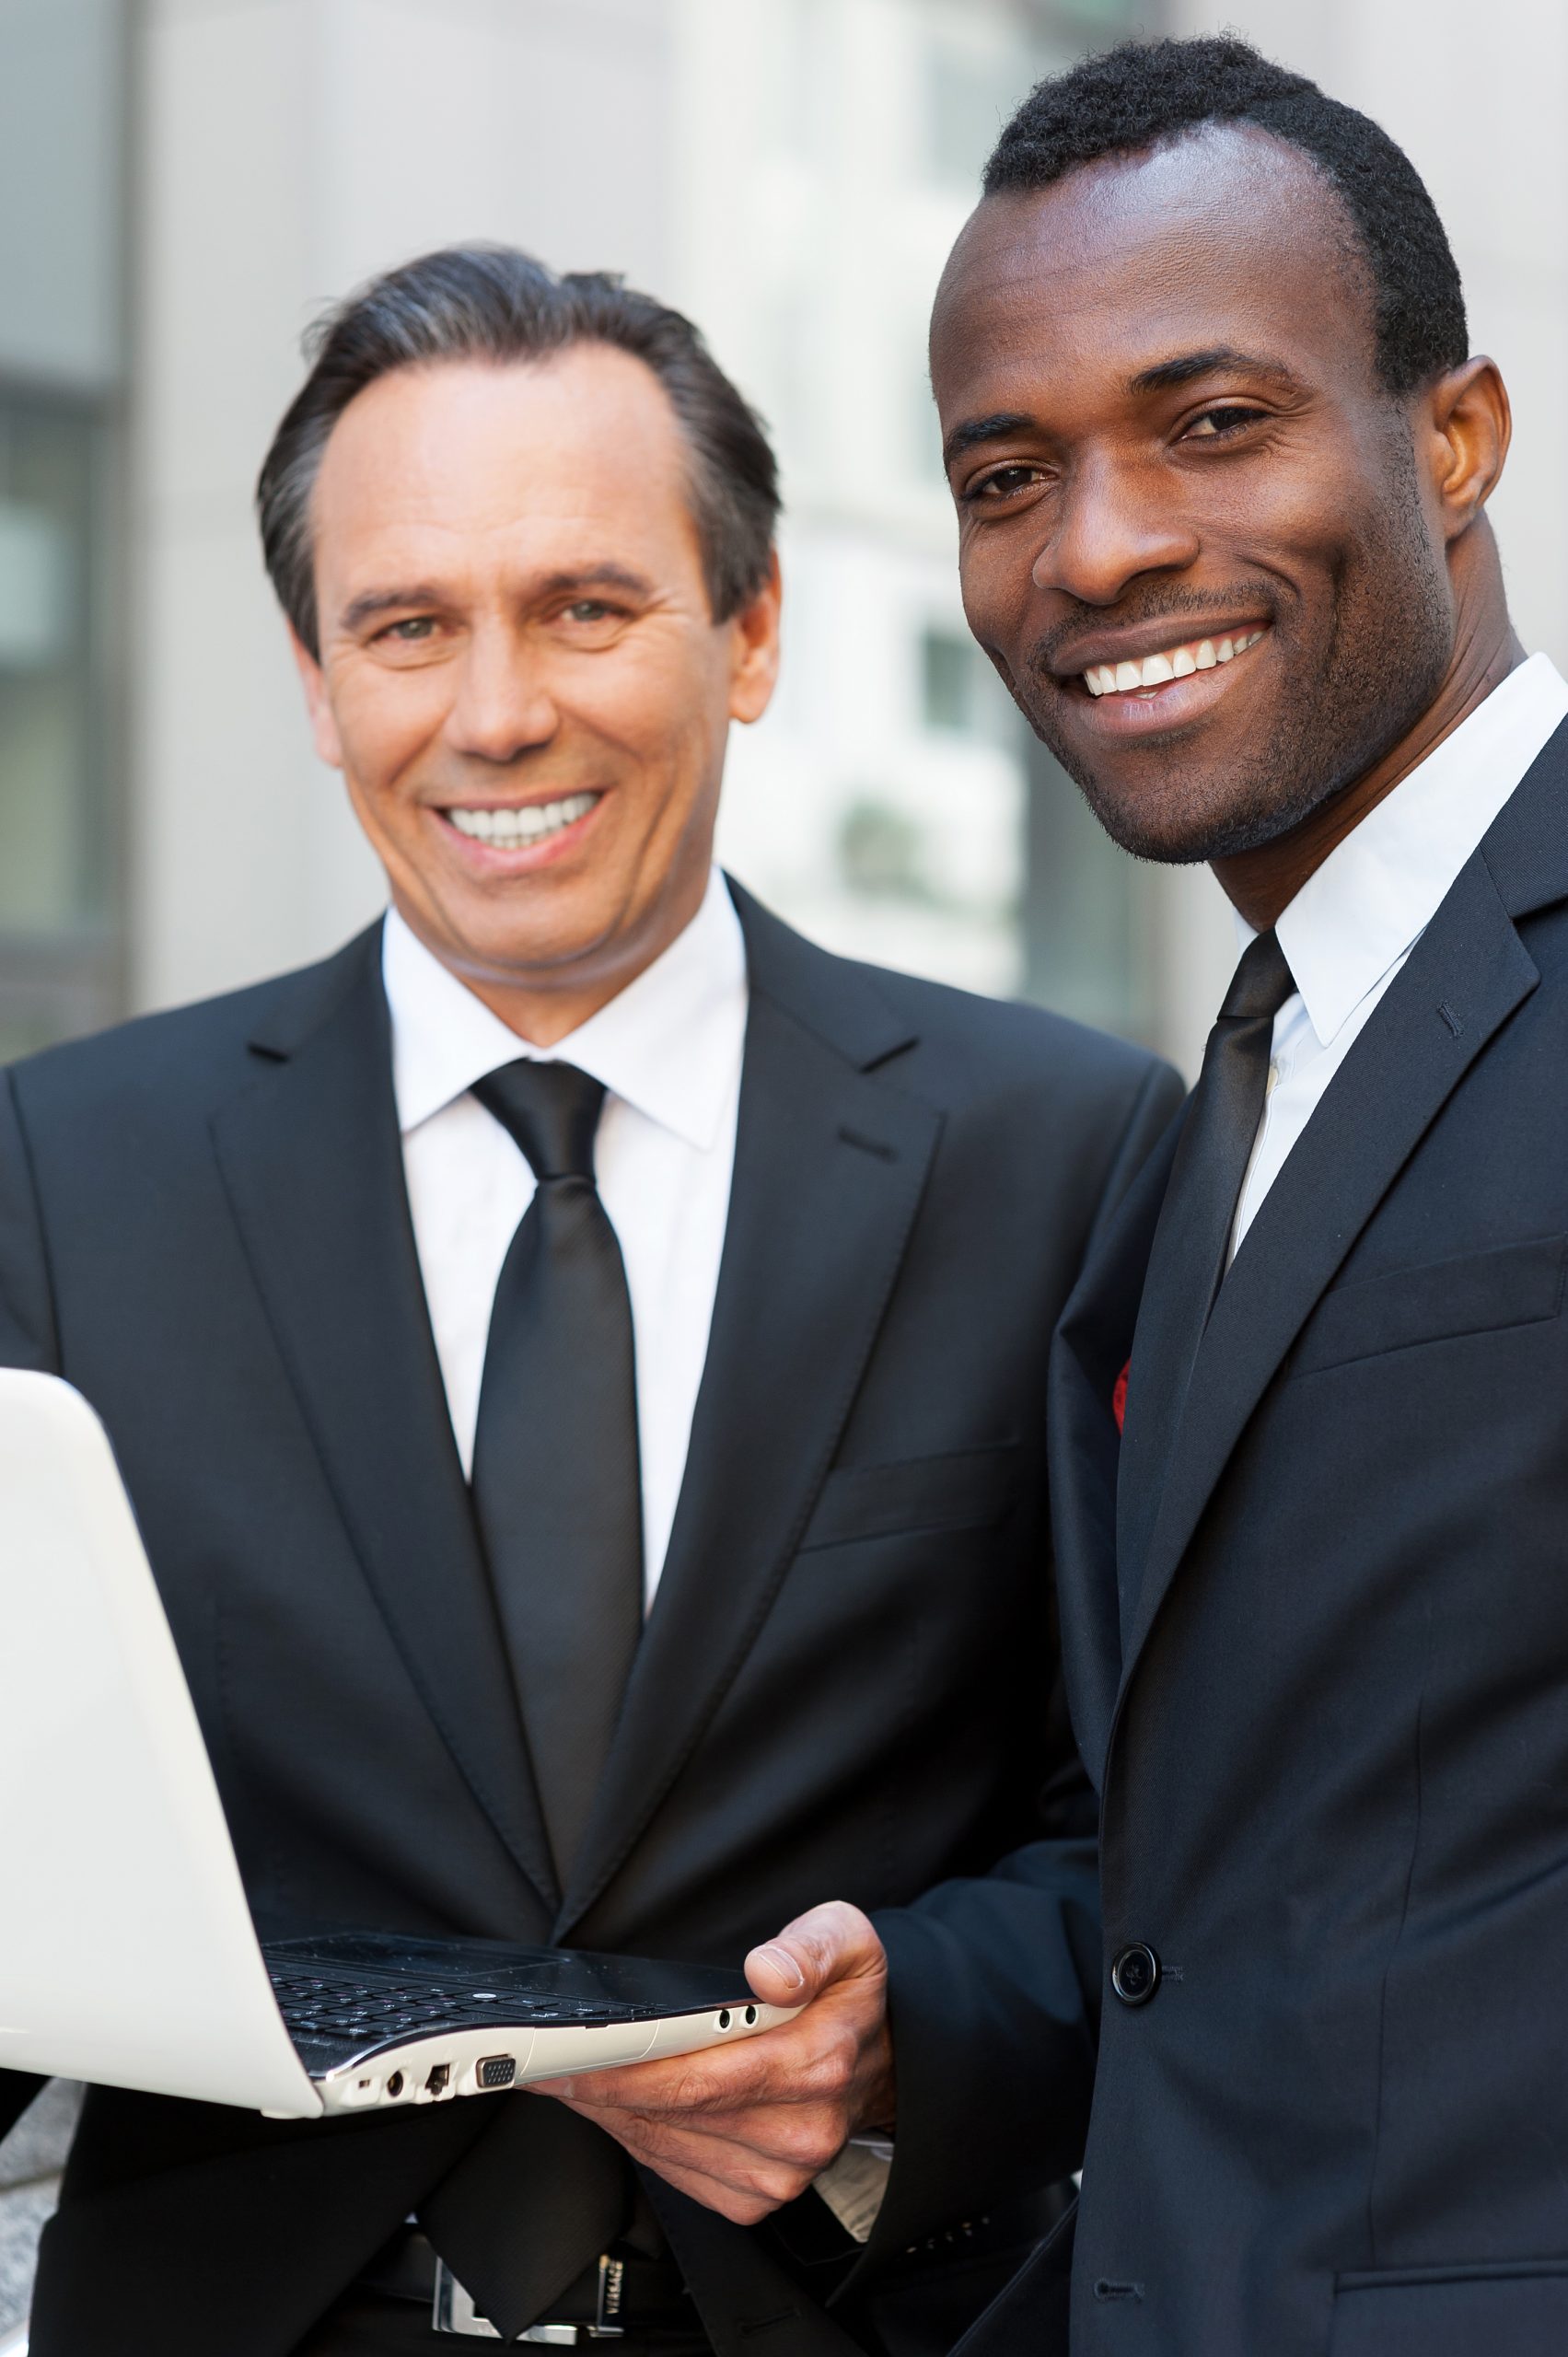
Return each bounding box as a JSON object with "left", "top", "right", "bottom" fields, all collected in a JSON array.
[
  {"left": 0, "top": 247, "right": 1175, "bottom": 2356},
  {"left": 924, "top": 32, "right": 1568, "bottom": 2357}
]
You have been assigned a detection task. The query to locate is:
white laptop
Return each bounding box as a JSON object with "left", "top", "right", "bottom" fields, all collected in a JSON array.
[{"left": 0, "top": 1370, "right": 797, "bottom": 2122}]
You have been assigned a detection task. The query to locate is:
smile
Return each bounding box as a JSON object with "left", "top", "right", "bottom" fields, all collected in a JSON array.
[
  {"left": 444, "top": 793, "right": 601, "bottom": 848},
  {"left": 1082, "top": 629, "right": 1269, "bottom": 698}
]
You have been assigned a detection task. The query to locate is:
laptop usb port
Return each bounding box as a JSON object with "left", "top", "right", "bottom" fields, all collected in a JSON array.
[
  {"left": 478, "top": 2056, "right": 517, "bottom": 2089},
  {"left": 424, "top": 2063, "right": 451, "bottom": 2096}
]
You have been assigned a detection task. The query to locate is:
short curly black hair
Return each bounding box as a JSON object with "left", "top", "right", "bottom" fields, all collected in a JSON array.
[{"left": 983, "top": 36, "right": 1467, "bottom": 397}]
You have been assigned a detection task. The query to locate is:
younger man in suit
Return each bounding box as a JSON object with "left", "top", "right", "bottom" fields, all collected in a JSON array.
[
  {"left": 0, "top": 248, "right": 1176, "bottom": 2355},
  {"left": 926, "top": 34, "right": 1568, "bottom": 2357}
]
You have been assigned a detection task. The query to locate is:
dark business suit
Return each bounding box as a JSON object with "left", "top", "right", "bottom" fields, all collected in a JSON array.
[
  {"left": 0, "top": 879, "right": 1176, "bottom": 2357},
  {"left": 955, "top": 717, "right": 1568, "bottom": 2356}
]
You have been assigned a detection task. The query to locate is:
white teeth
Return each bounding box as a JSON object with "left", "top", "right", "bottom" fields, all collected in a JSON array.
[
  {"left": 447, "top": 792, "right": 598, "bottom": 847},
  {"left": 1080, "top": 627, "right": 1265, "bottom": 698}
]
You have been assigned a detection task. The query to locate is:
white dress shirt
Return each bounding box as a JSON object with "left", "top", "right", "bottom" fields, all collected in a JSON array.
[
  {"left": 383, "top": 868, "right": 748, "bottom": 1605},
  {"left": 1230, "top": 653, "right": 1568, "bottom": 1259}
]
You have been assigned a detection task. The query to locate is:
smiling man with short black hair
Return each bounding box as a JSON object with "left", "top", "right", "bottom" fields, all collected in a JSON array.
[{"left": 925, "top": 34, "right": 1568, "bottom": 2357}]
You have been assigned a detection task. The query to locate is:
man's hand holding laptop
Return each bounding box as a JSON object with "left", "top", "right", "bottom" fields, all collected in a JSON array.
[{"left": 533, "top": 1901, "right": 894, "bottom": 2223}]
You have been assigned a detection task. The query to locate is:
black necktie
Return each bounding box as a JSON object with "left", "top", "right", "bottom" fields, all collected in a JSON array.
[
  {"left": 470, "top": 1060, "right": 643, "bottom": 1885},
  {"left": 1118, "top": 928, "right": 1296, "bottom": 1590}
]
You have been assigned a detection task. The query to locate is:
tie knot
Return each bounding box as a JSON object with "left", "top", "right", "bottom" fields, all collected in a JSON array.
[
  {"left": 472, "top": 1059, "right": 607, "bottom": 1181},
  {"left": 1221, "top": 926, "right": 1295, "bottom": 1024}
]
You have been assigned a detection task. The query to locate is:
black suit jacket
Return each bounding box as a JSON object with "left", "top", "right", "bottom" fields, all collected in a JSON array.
[
  {"left": 0, "top": 880, "right": 1176, "bottom": 2357},
  {"left": 957, "top": 717, "right": 1568, "bottom": 2357}
]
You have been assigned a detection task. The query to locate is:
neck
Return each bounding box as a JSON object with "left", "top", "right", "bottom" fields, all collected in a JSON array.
[
  {"left": 1214, "top": 604, "right": 1525, "bottom": 935},
  {"left": 401, "top": 863, "right": 712, "bottom": 1048}
]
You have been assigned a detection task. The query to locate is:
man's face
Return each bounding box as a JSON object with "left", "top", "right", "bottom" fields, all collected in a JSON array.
[
  {"left": 295, "top": 348, "right": 778, "bottom": 1004},
  {"left": 929, "top": 127, "right": 1455, "bottom": 864}
]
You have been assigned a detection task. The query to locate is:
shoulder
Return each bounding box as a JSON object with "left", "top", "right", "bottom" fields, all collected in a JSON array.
[
  {"left": 862, "top": 955, "right": 1163, "bottom": 1094},
  {"left": 4, "top": 928, "right": 378, "bottom": 1132},
  {"left": 735, "top": 880, "right": 1175, "bottom": 1126}
]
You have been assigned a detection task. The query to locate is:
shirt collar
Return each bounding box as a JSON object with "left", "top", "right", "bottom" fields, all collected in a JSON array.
[
  {"left": 1245, "top": 654, "right": 1568, "bottom": 1048},
  {"left": 383, "top": 866, "right": 749, "bottom": 1151}
]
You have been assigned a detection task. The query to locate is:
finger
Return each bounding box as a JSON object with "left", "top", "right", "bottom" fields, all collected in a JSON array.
[
  {"left": 551, "top": 2102, "right": 837, "bottom": 2213},
  {"left": 617, "top": 2147, "right": 796, "bottom": 2227},
  {"left": 745, "top": 1899, "right": 886, "bottom": 2008},
  {"left": 530, "top": 2042, "right": 784, "bottom": 2113},
  {"left": 535, "top": 2016, "right": 859, "bottom": 2119},
  {"left": 552, "top": 2096, "right": 849, "bottom": 2180}
]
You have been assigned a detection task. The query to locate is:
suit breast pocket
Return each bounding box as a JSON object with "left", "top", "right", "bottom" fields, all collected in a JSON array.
[
  {"left": 1290, "top": 1234, "right": 1568, "bottom": 1379},
  {"left": 797, "top": 1445, "right": 1024, "bottom": 1553},
  {"left": 1331, "top": 2261, "right": 1568, "bottom": 2355}
]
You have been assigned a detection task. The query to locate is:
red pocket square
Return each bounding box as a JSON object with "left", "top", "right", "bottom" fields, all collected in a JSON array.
[{"left": 1113, "top": 1359, "right": 1131, "bottom": 1434}]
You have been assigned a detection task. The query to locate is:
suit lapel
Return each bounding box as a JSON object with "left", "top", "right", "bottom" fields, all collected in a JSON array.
[
  {"left": 555, "top": 891, "right": 941, "bottom": 1935},
  {"left": 210, "top": 929, "right": 559, "bottom": 1912},
  {"left": 1119, "top": 848, "right": 1540, "bottom": 1689},
  {"left": 1046, "top": 1119, "right": 1183, "bottom": 1789}
]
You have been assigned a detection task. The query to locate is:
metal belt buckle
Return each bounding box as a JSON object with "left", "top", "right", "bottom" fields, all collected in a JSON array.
[
  {"left": 593, "top": 2255, "right": 627, "bottom": 2339},
  {"left": 432, "top": 2256, "right": 626, "bottom": 2343}
]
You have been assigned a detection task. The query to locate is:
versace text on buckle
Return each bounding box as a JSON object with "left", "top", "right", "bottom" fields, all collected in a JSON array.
[{"left": 433, "top": 2255, "right": 628, "bottom": 2342}]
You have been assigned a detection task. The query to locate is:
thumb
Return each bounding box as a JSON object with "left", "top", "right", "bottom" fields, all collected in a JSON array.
[{"left": 745, "top": 1899, "right": 885, "bottom": 2008}]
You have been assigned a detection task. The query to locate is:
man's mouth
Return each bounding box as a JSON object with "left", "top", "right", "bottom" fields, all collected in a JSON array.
[
  {"left": 1080, "top": 628, "right": 1269, "bottom": 698},
  {"left": 443, "top": 791, "right": 601, "bottom": 849}
]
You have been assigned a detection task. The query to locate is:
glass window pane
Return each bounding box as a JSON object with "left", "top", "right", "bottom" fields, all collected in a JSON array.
[
  {"left": 1022, "top": 735, "right": 1148, "bottom": 1038},
  {"left": 0, "top": 401, "right": 104, "bottom": 938},
  {"left": 0, "top": 0, "right": 124, "bottom": 389}
]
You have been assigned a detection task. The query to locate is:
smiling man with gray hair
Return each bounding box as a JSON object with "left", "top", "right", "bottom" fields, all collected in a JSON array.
[{"left": 0, "top": 245, "right": 1177, "bottom": 2357}]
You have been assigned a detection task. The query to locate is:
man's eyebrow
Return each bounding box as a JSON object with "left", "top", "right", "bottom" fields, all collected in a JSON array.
[
  {"left": 941, "top": 412, "right": 1038, "bottom": 471},
  {"left": 339, "top": 584, "right": 447, "bottom": 633},
  {"left": 531, "top": 563, "right": 656, "bottom": 602},
  {"left": 1127, "top": 346, "right": 1305, "bottom": 397},
  {"left": 337, "top": 563, "right": 656, "bottom": 635}
]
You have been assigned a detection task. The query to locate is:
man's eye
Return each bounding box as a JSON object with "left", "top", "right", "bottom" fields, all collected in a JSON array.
[
  {"left": 382, "top": 617, "right": 437, "bottom": 641},
  {"left": 565, "top": 599, "right": 615, "bottom": 622},
  {"left": 1184, "top": 405, "right": 1266, "bottom": 440},
  {"left": 967, "top": 464, "right": 1044, "bottom": 503}
]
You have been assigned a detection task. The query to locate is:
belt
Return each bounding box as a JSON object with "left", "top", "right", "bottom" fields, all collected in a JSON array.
[{"left": 360, "top": 2229, "right": 698, "bottom": 2343}]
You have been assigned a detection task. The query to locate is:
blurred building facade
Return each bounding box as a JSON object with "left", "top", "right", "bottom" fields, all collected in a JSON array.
[
  {"left": 3, "top": 0, "right": 1567, "bottom": 2326},
  {"left": 0, "top": 0, "right": 1565, "bottom": 1086}
]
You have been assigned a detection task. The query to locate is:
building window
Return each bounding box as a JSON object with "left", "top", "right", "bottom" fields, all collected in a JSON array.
[
  {"left": 0, "top": 396, "right": 118, "bottom": 1060},
  {"left": 0, "top": 0, "right": 125, "bottom": 1062},
  {"left": 1021, "top": 734, "right": 1155, "bottom": 1040},
  {"left": 920, "top": 625, "right": 1014, "bottom": 745}
]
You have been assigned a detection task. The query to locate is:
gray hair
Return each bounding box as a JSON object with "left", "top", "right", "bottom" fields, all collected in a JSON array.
[{"left": 256, "top": 244, "right": 781, "bottom": 656}]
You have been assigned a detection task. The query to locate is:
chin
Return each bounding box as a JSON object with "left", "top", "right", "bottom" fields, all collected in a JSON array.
[{"left": 1069, "top": 754, "right": 1336, "bottom": 868}]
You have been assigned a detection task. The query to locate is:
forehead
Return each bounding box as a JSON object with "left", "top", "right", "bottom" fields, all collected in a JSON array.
[
  {"left": 310, "top": 345, "right": 698, "bottom": 572},
  {"left": 930, "top": 125, "right": 1375, "bottom": 416}
]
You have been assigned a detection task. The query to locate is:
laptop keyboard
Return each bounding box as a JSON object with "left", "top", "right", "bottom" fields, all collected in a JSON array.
[{"left": 267, "top": 1969, "right": 641, "bottom": 2043}]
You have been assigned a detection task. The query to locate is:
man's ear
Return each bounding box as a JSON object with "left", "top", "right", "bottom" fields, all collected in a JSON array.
[
  {"left": 1423, "top": 355, "right": 1512, "bottom": 541},
  {"left": 727, "top": 549, "right": 783, "bottom": 726},
  {"left": 288, "top": 624, "right": 344, "bottom": 770}
]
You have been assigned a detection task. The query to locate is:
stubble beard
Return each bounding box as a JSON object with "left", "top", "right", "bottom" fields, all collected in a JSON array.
[{"left": 1014, "top": 485, "right": 1455, "bottom": 867}]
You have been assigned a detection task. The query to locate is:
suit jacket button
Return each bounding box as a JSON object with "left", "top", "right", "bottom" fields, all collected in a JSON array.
[{"left": 1110, "top": 1944, "right": 1160, "bottom": 2006}]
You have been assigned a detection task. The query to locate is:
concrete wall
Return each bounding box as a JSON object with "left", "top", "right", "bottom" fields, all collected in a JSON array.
[
  {"left": 122, "top": 1, "right": 1568, "bottom": 1075},
  {"left": 130, "top": 0, "right": 679, "bottom": 1014}
]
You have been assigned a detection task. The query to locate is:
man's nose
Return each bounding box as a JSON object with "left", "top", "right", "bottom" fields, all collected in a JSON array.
[
  {"left": 446, "top": 627, "right": 560, "bottom": 762},
  {"left": 1032, "top": 451, "right": 1200, "bottom": 607}
]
